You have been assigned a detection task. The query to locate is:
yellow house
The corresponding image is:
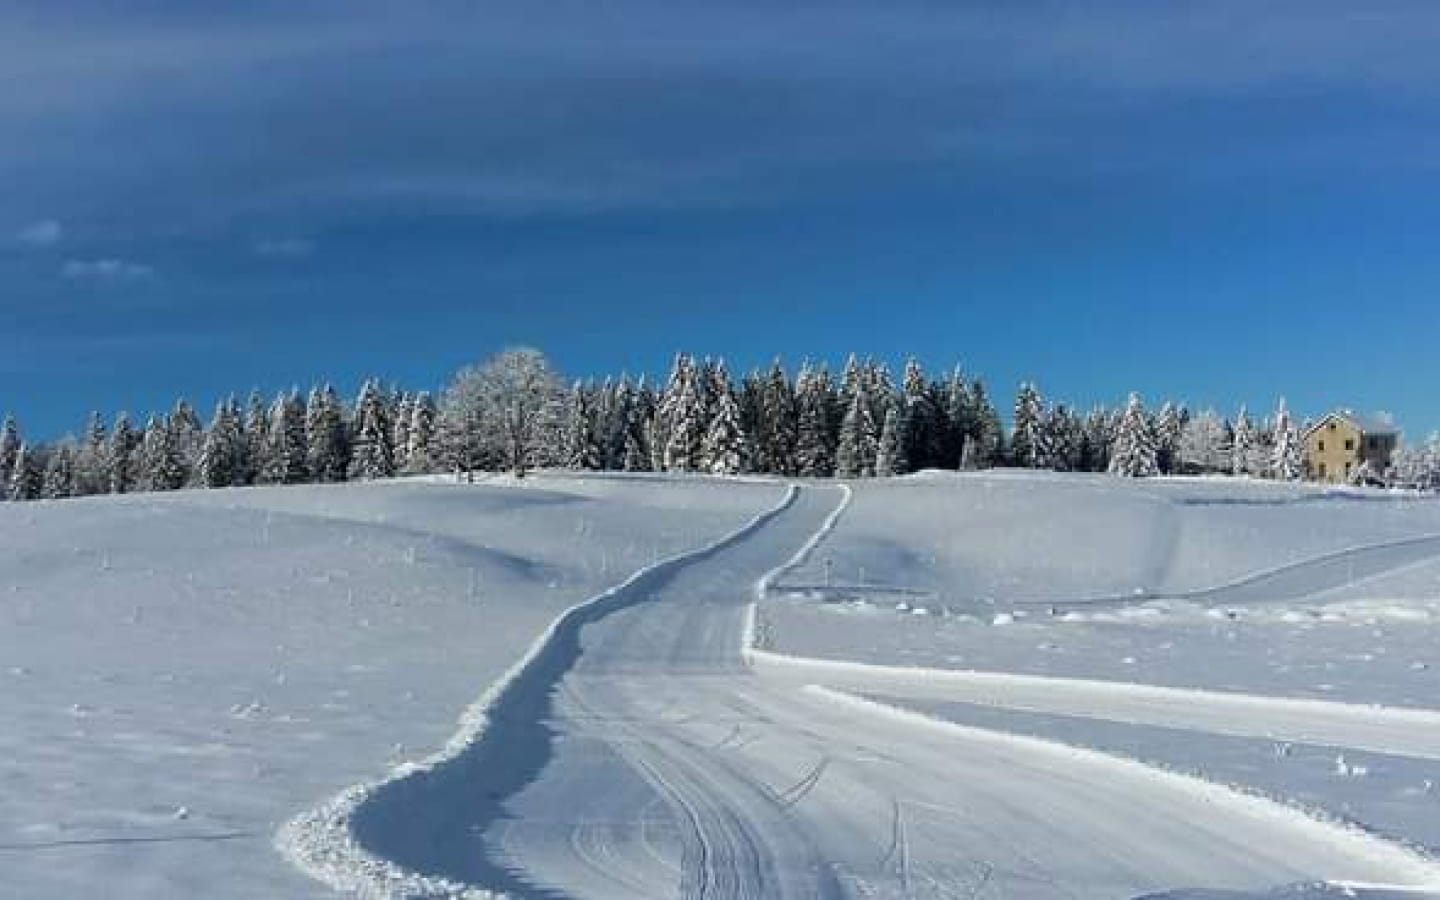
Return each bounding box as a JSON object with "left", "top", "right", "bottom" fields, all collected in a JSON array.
[{"left": 1303, "top": 410, "right": 1398, "bottom": 484}]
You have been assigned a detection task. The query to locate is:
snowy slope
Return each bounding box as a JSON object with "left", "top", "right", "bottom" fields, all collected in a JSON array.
[
  {"left": 767, "top": 472, "right": 1440, "bottom": 703},
  {"left": 774, "top": 471, "right": 1440, "bottom": 606},
  {"left": 8, "top": 470, "right": 1440, "bottom": 898},
  {"left": 0, "top": 474, "right": 784, "bottom": 899},
  {"left": 761, "top": 472, "right": 1440, "bottom": 886},
  {"left": 317, "top": 482, "right": 1438, "bottom": 899}
]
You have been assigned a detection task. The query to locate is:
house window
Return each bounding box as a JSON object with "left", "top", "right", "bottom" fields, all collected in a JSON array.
[
  {"left": 1329, "top": 422, "right": 1337, "bottom": 431},
  {"left": 1346, "top": 461, "right": 1353, "bottom": 475},
  {"left": 1345, "top": 439, "right": 1355, "bottom": 451},
  {"left": 1319, "top": 463, "right": 1328, "bottom": 478},
  {"left": 1318, "top": 440, "right": 1325, "bottom": 452}
]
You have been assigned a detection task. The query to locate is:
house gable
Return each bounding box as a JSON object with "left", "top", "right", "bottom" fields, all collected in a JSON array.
[
  {"left": 1303, "top": 410, "right": 1397, "bottom": 439},
  {"left": 1303, "top": 410, "right": 1399, "bottom": 483}
]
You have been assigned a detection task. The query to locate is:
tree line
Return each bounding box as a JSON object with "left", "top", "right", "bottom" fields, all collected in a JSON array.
[{"left": 0, "top": 347, "right": 1427, "bottom": 502}]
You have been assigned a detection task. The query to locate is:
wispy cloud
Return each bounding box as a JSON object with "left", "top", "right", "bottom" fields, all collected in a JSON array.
[
  {"left": 61, "top": 258, "right": 154, "bottom": 282},
  {"left": 16, "top": 219, "right": 63, "bottom": 248},
  {"left": 254, "top": 236, "right": 315, "bottom": 258}
]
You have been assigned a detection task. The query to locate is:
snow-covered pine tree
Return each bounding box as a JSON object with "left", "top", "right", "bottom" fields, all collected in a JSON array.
[
  {"left": 70, "top": 412, "right": 109, "bottom": 496},
  {"left": 142, "top": 414, "right": 188, "bottom": 491},
  {"left": 1154, "top": 402, "right": 1184, "bottom": 475},
  {"left": 1076, "top": 407, "right": 1110, "bottom": 472},
  {"left": 968, "top": 381, "right": 1004, "bottom": 468},
  {"left": 1108, "top": 392, "right": 1158, "bottom": 478},
  {"left": 622, "top": 399, "right": 651, "bottom": 473},
  {"left": 564, "top": 381, "right": 604, "bottom": 470},
  {"left": 942, "top": 368, "right": 972, "bottom": 469},
  {"left": 695, "top": 358, "right": 718, "bottom": 431},
  {"left": 349, "top": 379, "right": 395, "bottom": 480},
  {"left": 243, "top": 390, "right": 270, "bottom": 486},
  {"left": 874, "top": 399, "right": 908, "bottom": 477},
  {"left": 659, "top": 354, "right": 705, "bottom": 472},
  {"left": 755, "top": 360, "right": 797, "bottom": 475},
  {"left": 305, "top": 384, "right": 349, "bottom": 482},
  {"left": 169, "top": 399, "right": 203, "bottom": 486},
  {"left": 615, "top": 377, "right": 650, "bottom": 473},
  {"left": 198, "top": 402, "right": 241, "bottom": 488},
  {"left": 8, "top": 443, "right": 43, "bottom": 501},
  {"left": 926, "top": 375, "right": 950, "bottom": 467},
  {"left": 1010, "top": 383, "right": 1045, "bottom": 468},
  {"left": 835, "top": 388, "right": 879, "bottom": 478},
  {"left": 589, "top": 378, "right": 612, "bottom": 471},
  {"left": 736, "top": 371, "right": 764, "bottom": 471},
  {"left": 261, "top": 393, "right": 309, "bottom": 484},
  {"left": 107, "top": 413, "right": 138, "bottom": 494},
  {"left": 139, "top": 416, "right": 164, "bottom": 490},
  {"left": 0, "top": 415, "right": 20, "bottom": 498},
  {"left": 391, "top": 393, "right": 414, "bottom": 473},
  {"left": 652, "top": 354, "right": 685, "bottom": 471},
  {"left": 1269, "top": 397, "right": 1303, "bottom": 481},
  {"left": 839, "top": 354, "right": 864, "bottom": 409},
  {"left": 1259, "top": 421, "right": 1280, "bottom": 476},
  {"left": 864, "top": 360, "right": 895, "bottom": 425},
  {"left": 405, "top": 392, "right": 438, "bottom": 473},
  {"left": 303, "top": 386, "right": 324, "bottom": 474},
  {"left": 1040, "top": 405, "right": 1080, "bottom": 471},
  {"left": 900, "top": 358, "right": 937, "bottom": 472},
  {"left": 41, "top": 443, "right": 76, "bottom": 499},
  {"left": 702, "top": 362, "right": 747, "bottom": 475},
  {"left": 596, "top": 378, "right": 625, "bottom": 471},
  {"left": 794, "top": 364, "right": 837, "bottom": 477},
  {"left": 1232, "top": 407, "right": 1256, "bottom": 477}
]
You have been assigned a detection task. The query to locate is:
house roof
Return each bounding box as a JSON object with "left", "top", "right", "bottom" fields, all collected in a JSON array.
[{"left": 1303, "top": 409, "right": 1399, "bottom": 437}]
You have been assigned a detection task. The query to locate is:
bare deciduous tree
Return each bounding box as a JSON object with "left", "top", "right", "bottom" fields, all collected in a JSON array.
[{"left": 441, "top": 347, "right": 563, "bottom": 478}]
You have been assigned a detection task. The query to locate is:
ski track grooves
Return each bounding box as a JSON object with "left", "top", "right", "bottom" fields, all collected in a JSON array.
[
  {"left": 278, "top": 479, "right": 1440, "bottom": 899},
  {"left": 275, "top": 483, "right": 800, "bottom": 900}
]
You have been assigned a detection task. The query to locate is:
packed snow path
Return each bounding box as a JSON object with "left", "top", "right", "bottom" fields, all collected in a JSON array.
[{"left": 344, "top": 485, "right": 1439, "bottom": 899}]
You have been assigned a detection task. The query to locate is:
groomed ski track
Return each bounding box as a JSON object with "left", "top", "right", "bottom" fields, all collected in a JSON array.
[{"left": 282, "top": 484, "right": 1440, "bottom": 899}]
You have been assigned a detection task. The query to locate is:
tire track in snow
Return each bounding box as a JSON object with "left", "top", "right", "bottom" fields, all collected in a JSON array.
[
  {"left": 281, "top": 478, "right": 1440, "bottom": 899},
  {"left": 797, "top": 685, "right": 1440, "bottom": 892},
  {"left": 275, "top": 483, "right": 800, "bottom": 900},
  {"left": 1014, "top": 530, "right": 1440, "bottom": 612}
]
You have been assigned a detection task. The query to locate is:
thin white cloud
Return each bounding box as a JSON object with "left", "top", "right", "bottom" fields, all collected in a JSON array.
[
  {"left": 17, "top": 219, "right": 62, "bottom": 248},
  {"left": 254, "top": 237, "right": 315, "bottom": 258},
  {"left": 60, "top": 258, "right": 154, "bottom": 281}
]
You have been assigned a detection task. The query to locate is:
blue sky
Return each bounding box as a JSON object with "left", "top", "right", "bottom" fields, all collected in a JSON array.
[{"left": 5, "top": 2, "right": 1440, "bottom": 438}]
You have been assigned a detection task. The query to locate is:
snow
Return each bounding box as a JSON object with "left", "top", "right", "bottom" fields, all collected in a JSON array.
[
  {"left": 759, "top": 471, "right": 1440, "bottom": 891},
  {"left": 8, "top": 468, "right": 1440, "bottom": 898},
  {"left": 0, "top": 473, "right": 785, "bottom": 898}
]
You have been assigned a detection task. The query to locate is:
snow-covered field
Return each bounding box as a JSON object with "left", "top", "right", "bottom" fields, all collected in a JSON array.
[
  {"left": 6, "top": 469, "right": 1440, "bottom": 898},
  {"left": 761, "top": 471, "right": 1440, "bottom": 895},
  {"left": 0, "top": 473, "right": 785, "bottom": 898},
  {"left": 766, "top": 472, "right": 1440, "bottom": 700}
]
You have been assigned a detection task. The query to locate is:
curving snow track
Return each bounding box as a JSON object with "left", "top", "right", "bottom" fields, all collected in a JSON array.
[{"left": 296, "top": 485, "right": 1440, "bottom": 899}]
